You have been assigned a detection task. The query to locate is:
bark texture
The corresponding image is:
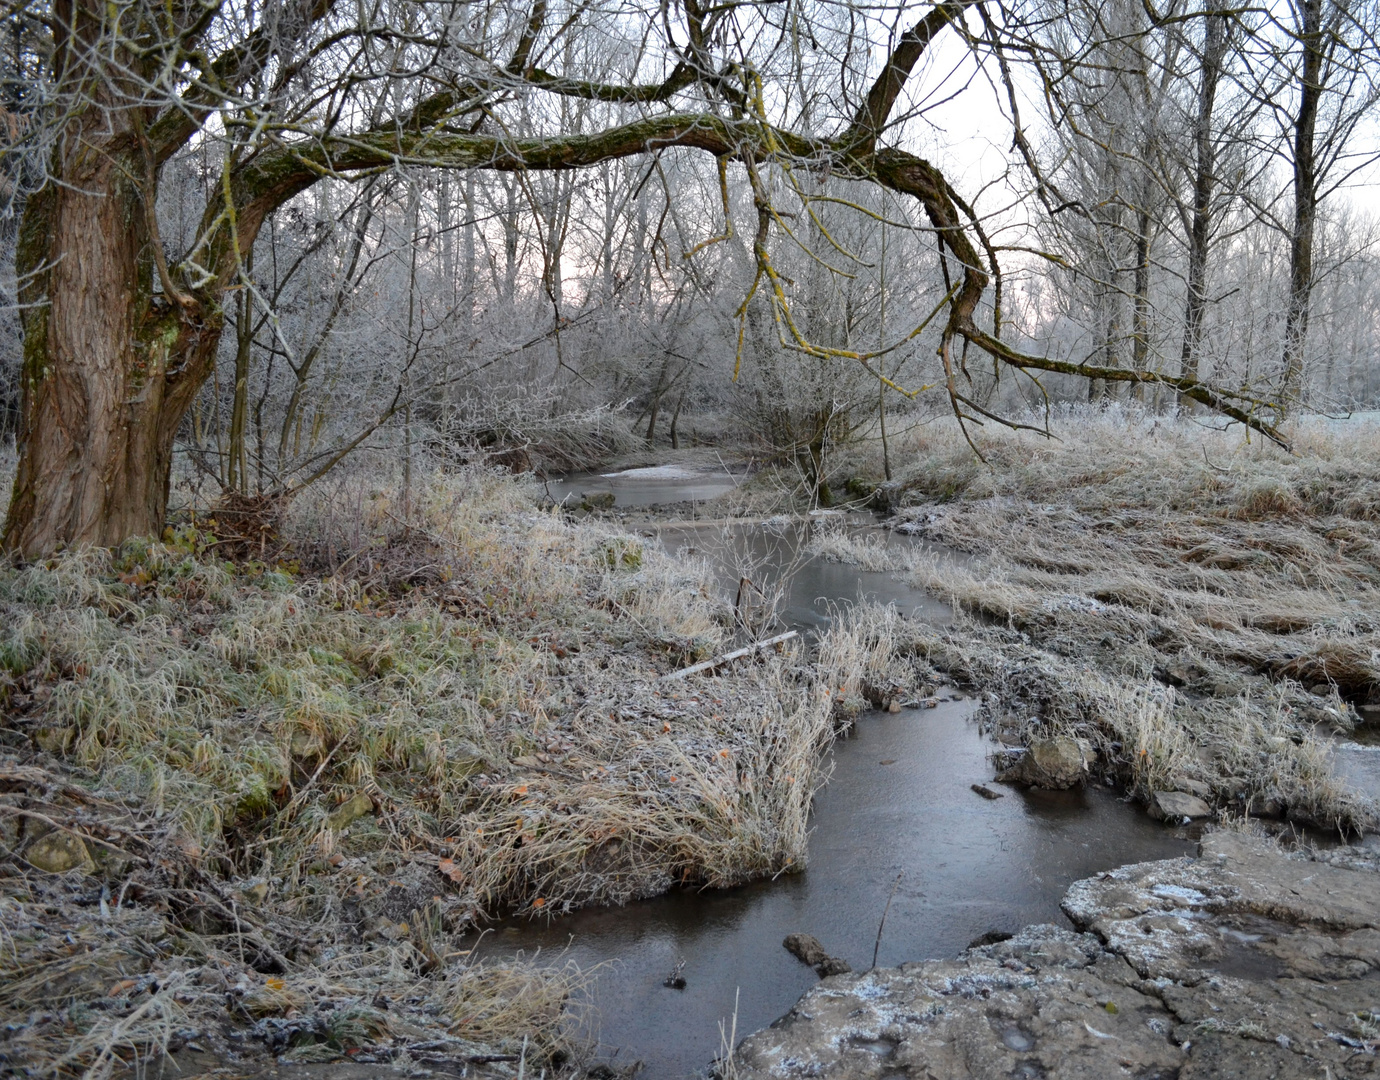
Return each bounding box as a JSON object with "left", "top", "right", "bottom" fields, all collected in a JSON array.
[
  {"left": 5, "top": 110, "right": 220, "bottom": 557},
  {"left": 1281, "top": 0, "right": 1323, "bottom": 411}
]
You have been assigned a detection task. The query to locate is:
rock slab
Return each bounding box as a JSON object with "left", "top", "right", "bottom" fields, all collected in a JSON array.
[
  {"left": 728, "top": 833, "right": 1380, "bottom": 1079},
  {"left": 1149, "top": 789, "right": 1214, "bottom": 821}
]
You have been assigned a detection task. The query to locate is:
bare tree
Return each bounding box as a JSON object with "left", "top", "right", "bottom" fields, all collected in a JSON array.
[
  {"left": 1268, "top": 0, "right": 1380, "bottom": 409},
  {"left": 0, "top": 0, "right": 1297, "bottom": 556}
]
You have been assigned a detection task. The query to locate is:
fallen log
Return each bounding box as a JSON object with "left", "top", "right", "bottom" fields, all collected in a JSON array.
[{"left": 660, "top": 630, "right": 799, "bottom": 681}]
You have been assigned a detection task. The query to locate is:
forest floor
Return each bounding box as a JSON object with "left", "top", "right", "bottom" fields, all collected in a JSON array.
[
  {"left": 0, "top": 469, "right": 925, "bottom": 1079},
  {"left": 805, "top": 406, "right": 1380, "bottom": 834},
  {"left": 5, "top": 406, "right": 1380, "bottom": 1078}
]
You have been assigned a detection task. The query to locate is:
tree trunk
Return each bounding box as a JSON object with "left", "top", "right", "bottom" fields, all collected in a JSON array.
[
  {"left": 1130, "top": 197, "right": 1153, "bottom": 402},
  {"left": 3, "top": 123, "right": 221, "bottom": 557},
  {"left": 1281, "top": 0, "right": 1323, "bottom": 412},
  {"left": 228, "top": 262, "right": 253, "bottom": 494},
  {"left": 1178, "top": 11, "right": 1228, "bottom": 406}
]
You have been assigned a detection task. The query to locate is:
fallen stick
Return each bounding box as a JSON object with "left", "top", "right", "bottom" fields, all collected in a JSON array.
[{"left": 661, "top": 630, "right": 799, "bottom": 680}]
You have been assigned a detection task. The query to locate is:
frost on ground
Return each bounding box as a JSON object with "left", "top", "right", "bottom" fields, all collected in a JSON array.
[
  {"left": 728, "top": 829, "right": 1380, "bottom": 1080},
  {"left": 0, "top": 469, "right": 917, "bottom": 1079},
  {"left": 827, "top": 407, "right": 1380, "bottom": 832}
]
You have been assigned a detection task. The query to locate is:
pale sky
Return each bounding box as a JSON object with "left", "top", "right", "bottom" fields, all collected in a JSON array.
[{"left": 907, "top": 29, "right": 1380, "bottom": 230}]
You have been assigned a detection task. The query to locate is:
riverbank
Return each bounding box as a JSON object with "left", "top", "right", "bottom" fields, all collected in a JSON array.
[
  {"left": 729, "top": 826, "right": 1380, "bottom": 1079},
  {"left": 806, "top": 408, "right": 1379, "bottom": 833},
  {"left": 0, "top": 469, "right": 913, "bottom": 1078}
]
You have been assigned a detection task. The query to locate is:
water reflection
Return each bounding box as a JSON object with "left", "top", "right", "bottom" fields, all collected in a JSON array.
[
  {"left": 654, "top": 517, "right": 956, "bottom": 632},
  {"left": 545, "top": 465, "right": 744, "bottom": 508}
]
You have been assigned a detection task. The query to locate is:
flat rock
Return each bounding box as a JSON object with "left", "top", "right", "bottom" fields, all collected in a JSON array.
[
  {"left": 1149, "top": 789, "right": 1213, "bottom": 821},
  {"left": 728, "top": 833, "right": 1380, "bottom": 1079}
]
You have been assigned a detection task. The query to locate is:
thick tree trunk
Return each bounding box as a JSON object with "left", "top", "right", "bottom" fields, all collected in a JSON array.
[{"left": 2, "top": 120, "right": 221, "bottom": 557}]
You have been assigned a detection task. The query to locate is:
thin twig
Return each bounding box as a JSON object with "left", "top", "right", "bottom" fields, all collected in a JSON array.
[{"left": 871, "top": 872, "right": 904, "bottom": 971}]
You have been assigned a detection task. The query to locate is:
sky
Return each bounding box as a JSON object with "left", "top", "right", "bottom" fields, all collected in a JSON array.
[{"left": 905, "top": 26, "right": 1380, "bottom": 229}]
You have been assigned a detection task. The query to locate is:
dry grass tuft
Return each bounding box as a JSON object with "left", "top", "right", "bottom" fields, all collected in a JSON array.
[{"left": 805, "top": 526, "right": 910, "bottom": 573}]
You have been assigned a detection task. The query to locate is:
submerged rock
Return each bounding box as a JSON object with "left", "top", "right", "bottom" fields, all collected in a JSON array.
[
  {"left": 730, "top": 833, "right": 1380, "bottom": 1079},
  {"left": 783, "top": 933, "right": 852, "bottom": 977},
  {"left": 995, "top": 735, "right": 1092, "bottom": 789},
  {"left": 581, "top": 490, "right": 616, "bottom": 511}
]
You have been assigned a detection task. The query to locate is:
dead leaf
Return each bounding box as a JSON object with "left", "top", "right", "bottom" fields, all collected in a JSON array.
[{"left": 438, "top": 857, "right": 464, "bottom": 883}]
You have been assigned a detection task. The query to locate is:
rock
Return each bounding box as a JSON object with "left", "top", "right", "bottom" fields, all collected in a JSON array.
[
  {"left": 237, "top": 880, "right": 270, "bottom": 905},
  {"left": 1358, "top": 703, "right": 1380, "bottom": 725},
  {"left": 1158, "top": 660, "right": 1205, "bottom": 687},
  {"left": 783, "top": 933, "right": 852, "bottom": 978},
  {"left": 33, "top": 726, "right": 75, "bottom": 755},
  {"left": 289, "top": 727, "right": 325, "bottom": 758},
  {"left": 1248, "top": 793, "right": 1286, "bottom": 818},
  {"left": 731, "top": 833, "right": 1380, "bottom": 1080},
  {"left": 966, "top": 929, "right": 1013, "bottom": 948},
  {"left": 1148, "top": 790, "right": 1213, "bottom": 821},
  {"left": 1168, "top": 774, "right": 1212, "bottom": 799},
  {"left": 580, "top": 490, "right": 616, "bottom": 511},
  {"left": 26, "top": 830, "right": 94, "bottom": 873},
  {"left": 995, "top": 736, "right": 1092, "bottom": 789},
  {"left": 328, "top": 792, "right": 375, "bottom": 831}
]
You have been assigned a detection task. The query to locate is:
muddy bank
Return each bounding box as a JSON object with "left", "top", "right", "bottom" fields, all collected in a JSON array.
[{"left": 729, "top": 830, "right": 1380, "bottom": 1079}]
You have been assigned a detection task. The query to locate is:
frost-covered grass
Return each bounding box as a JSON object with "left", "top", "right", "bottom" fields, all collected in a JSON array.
[
  {"left": 832, "top": 405, "right": 1380, "bottom": 832},
  {"left": 0, "top": 467, "right": 900, "bottom": 1077}
]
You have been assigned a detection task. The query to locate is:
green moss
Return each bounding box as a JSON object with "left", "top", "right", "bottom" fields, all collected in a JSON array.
[{"left": 601, "top": 538, "right": 643, "bottom": 570}]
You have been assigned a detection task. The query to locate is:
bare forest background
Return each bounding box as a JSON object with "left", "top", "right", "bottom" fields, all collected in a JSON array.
[{"left": 1, "top": 0, "right": 1378, "bottom": 512}]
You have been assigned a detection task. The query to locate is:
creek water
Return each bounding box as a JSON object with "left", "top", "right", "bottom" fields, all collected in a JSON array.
[
  {"left": 653, "top": 514, "right": 955, "bottom": 632},
  {"left": 474, "top": 701, "right": 1195, "bottom": 1078},
  {"left": 545, "top": 464, "right": 744, "bottom": 508},
  {"left": 471, "top": 473, "right": 1198, "bottom": 1077}
]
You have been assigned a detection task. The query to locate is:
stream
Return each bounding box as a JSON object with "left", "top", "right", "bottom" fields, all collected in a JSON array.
[{"left": 474, "top": 468, "right": 1200, "bottom": 1077}]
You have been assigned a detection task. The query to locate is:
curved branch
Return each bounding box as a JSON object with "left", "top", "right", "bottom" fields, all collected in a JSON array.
[{"left": 844, "top": 2, "right": 969, "bottom": 151}]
